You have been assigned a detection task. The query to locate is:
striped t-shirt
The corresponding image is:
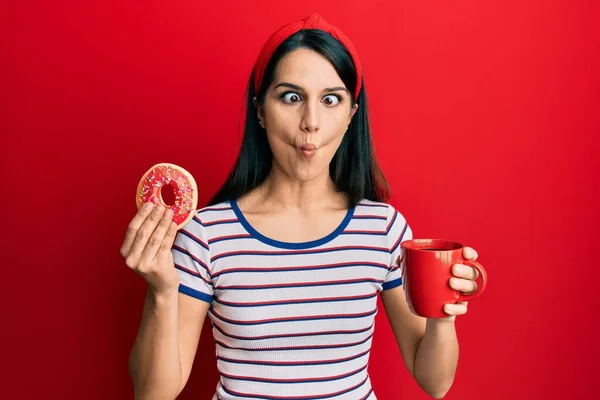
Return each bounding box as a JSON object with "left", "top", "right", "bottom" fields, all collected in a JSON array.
[{"left": 172, "top": 199, "right": 412, "bottom": 400}]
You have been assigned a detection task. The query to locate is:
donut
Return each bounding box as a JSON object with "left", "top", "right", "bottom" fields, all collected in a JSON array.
[{"left": 136, "top": 163, "right": 198, "bottom": 229}]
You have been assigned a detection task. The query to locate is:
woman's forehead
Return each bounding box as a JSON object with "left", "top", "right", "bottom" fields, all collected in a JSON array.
[{"left": 273, "top": 48, "right": 345, "bottom": 90}]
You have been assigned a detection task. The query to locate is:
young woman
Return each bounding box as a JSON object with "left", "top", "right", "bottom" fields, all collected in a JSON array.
[{"left": 121, "top": 14, "right": 481, "bottom": 400}]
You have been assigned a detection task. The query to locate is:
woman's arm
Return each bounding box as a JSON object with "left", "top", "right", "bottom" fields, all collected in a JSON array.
[
  {"left": 129, "top": 290, "right": 210, "bottom": 400},
  {"left": 381, "top": 286, "right": 458, "bottom": 399}
]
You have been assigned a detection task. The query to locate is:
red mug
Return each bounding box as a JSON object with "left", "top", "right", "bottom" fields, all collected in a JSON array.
[{"left": 400, "top": 239, "right": 488, "bottom": 318}]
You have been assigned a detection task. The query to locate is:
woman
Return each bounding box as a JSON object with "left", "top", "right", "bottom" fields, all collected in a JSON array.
[{"left": 120, "top": 14, "right": 481, "bottom": 400}]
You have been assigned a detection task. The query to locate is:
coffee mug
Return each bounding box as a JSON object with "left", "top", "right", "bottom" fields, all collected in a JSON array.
[{"left": 400, "top": 239, "right": 488, "bottom": 318}]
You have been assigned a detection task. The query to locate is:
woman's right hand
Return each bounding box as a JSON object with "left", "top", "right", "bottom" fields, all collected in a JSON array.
[{"left": 120, "top": 202, "right": 180, "bottom": 295}]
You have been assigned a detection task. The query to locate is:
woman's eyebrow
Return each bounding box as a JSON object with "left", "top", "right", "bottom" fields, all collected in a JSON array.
[
  {"left": 323, "top": 86, "right": 348, "bottom": 93},
  {"left": 273, "top": 82, "right": 348, "bottom": 93},
  {"left": 274, "top": 82, "right": 303, "bottom": 91}
]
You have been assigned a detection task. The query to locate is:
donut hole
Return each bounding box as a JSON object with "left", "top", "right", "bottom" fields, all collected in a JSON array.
[{"left": 160, "top": 183, "right": 176, "bottom": 206}]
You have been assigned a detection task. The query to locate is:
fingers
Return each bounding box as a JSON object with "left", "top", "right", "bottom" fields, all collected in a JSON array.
[
  {"left": 124, "top": 205, "right": 167, "bottom": 269},
  {"left": 463, "top": 246, "right": 478, "bottom": 260},
  {"left": 155, "top": 221, "right": 178, "bottom": 263},
  {"left": 138, "top": 208, "right": 174, "bottom": 266},
  {"left": 449, "top": 277, "right": 478, "bottom": 293},
  {"left": 452, "top": 263, "right": 479, "bottom": 280},
  {"left": 443, "top": 301, "right": 468, "bottom": 316},
  {"left": 120, "top": 202, "right": 155, "bottom": 257}
]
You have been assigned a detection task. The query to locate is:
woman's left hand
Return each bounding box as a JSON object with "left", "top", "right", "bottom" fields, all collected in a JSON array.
[{"left": 440, "top": 246, "right": 480, "bottom": 321}]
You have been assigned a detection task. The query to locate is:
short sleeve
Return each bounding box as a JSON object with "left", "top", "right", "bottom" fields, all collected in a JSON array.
[
  {"left": 171, "top": 216, "right": 214, "bottom": 303},
  {"left": 382, "top": 204, "right": 412, "bottom": 290}
]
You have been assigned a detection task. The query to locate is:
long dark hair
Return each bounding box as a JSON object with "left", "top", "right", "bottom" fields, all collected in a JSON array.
[{"left": 207, "top": 29, "right": 389, "bottom": 208}]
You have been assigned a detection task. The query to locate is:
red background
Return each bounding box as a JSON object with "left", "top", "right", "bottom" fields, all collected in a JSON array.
[{"left": 2, "top": 1, "right": 599, "bottom": 399}]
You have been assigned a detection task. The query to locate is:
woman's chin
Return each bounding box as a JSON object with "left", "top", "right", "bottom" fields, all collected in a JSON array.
[
  {"left": 273, "top": 155, "right": 330, "bottom": 182},
  {"left": 288, "top": 165, "right": 328, "bottom": 182}
]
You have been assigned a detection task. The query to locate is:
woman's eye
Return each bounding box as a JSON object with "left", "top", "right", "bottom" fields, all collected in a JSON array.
[
  {"left": 322, "top": 94, "right": 342, "bottom": 106},
  {"left": 281, "top": 92, "right": 302, "bottom": 104}
]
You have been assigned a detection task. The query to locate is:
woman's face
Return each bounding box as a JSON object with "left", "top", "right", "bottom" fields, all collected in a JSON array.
[{"left": 255, "top": 48, "right": 358, "bottom": 182}]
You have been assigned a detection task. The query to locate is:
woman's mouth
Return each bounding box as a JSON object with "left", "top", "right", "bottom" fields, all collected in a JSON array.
[{"left": 298, "top": 144, "right": 317, "bottom": 160}]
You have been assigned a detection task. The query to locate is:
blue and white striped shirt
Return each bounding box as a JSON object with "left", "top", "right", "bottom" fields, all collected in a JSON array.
[{"left": 173, "top": 199, "right": 412, "bottom": 399}]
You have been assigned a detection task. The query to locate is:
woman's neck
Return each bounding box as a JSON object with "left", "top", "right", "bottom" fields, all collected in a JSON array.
[{"left": 240, "top": 162, "right": 348, "bottom": 212}]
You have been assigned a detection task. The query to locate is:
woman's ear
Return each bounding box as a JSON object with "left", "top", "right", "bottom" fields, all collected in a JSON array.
[
  {"left": 350, "top": 102, "right": 359, "bottom": 120},
  {"left": 253, "top": 97, "right": 265, "bottom": 128}
]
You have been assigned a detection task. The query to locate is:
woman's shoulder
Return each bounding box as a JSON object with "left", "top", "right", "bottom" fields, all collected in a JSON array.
[
  {"left": 355, "top": 199, "right": 404, "bottom": 220},
  {"left": 177, "top": 201, "right": 235, "bottom": 231},
  {"left": 194, "top": 201, "right": 236, "bottom": 221},
  {"left": 355, "top": 199, "right": 410, "bottom": 236},
  {"left": 356, "top": 199, "right": 411, "bottom": 248},
  {"left": 178, "top": 201, "right": 237, "bottom": 241},
  {"left": 354, "top": 199, "right": 410, "bottom": 248}
]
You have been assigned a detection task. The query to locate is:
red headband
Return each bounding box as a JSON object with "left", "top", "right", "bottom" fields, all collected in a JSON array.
[{"left": 252, "top": 13, "right": 363, "bottom": 99}]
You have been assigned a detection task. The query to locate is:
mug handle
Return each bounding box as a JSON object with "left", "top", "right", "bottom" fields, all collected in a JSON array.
[{"left": 457, "top": 260, "right": 488, "bottom": 301}]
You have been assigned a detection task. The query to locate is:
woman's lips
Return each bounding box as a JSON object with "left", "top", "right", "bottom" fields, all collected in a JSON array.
[{"left": 299, "top": 144, "right": 317, "bottom": 160}]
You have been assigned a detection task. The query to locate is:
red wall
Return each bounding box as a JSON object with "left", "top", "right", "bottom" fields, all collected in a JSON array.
[{"left": 3, "top": 1, "right": 599, "bottom": 399}]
